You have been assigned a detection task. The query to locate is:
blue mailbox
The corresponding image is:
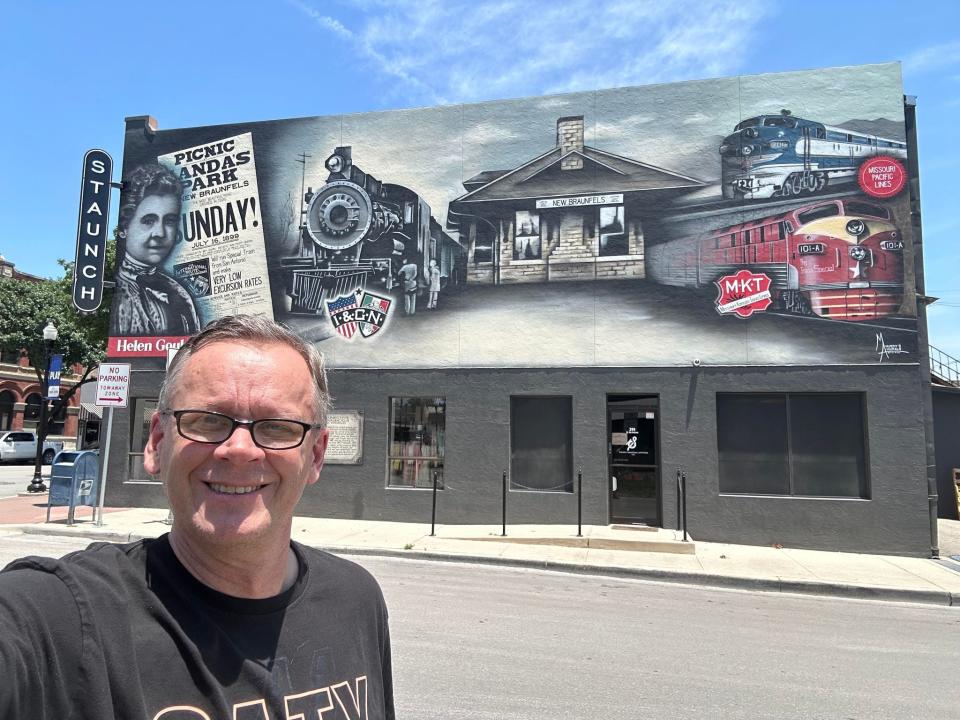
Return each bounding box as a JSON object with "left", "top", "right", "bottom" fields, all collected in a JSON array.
[{"left": 46, "top": 450, "right": 100, "bottom": 525}]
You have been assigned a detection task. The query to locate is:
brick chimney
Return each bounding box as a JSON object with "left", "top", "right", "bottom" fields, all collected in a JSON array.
[{"left": 557, "top": 116, "right": 584, "bottom": 170}]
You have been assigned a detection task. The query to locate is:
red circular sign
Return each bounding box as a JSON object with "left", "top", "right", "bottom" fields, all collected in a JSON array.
[{"left": 858, "top": 156, "right": 906, "bottom": 198}]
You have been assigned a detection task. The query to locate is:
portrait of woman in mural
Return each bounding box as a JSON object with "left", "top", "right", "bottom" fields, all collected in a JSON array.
[{"left": 111, "top": 164, "right": 200, "bottom": 337}]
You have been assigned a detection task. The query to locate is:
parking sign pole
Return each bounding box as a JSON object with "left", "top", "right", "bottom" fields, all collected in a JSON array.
[
  {"left": 94, "top": 406, "right": 114, "bottom": 527},
  {"left": 93, "top": 363, "right": 130, "bottom": 527}
]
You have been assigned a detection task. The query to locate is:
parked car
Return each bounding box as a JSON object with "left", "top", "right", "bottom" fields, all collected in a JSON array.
[{"left": 0, "top": 430, "right": 65, "bottom": 464}]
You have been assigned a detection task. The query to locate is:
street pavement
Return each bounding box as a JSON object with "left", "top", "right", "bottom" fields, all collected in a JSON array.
[{"left": 2, "top": 466, "right": 959, "bottom": 607}]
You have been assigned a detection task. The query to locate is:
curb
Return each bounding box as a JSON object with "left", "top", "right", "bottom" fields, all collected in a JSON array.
[
  {"left": 11, "top": 523, "right": 957, "bottom": 608},
  {"left": 325, "top": 545, "right": 958, "bottom": 608}
]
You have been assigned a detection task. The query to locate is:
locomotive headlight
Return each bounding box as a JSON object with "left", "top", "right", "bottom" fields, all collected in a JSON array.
[
  {"left": 325, "top": 153, "right": 345, "bottom": 174},
  {"left": 743, "top": 127, "right": 759, "bottom": 138},
  {"left": 305, "top": 179, "right": 373, "bottom": 251},
  {"left": 741, "top": 145, "right": 754, "bottom": 156},
  {"left": 849, "top": 245, "right": 868, "bottom": 262},
  {"left": 845, "top": 219, "right": 866, "bottom": 237}
]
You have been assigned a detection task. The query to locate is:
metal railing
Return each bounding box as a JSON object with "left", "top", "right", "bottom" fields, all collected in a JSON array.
[{"left": 930, "top": 345, "right": 960, "bottom": 387}]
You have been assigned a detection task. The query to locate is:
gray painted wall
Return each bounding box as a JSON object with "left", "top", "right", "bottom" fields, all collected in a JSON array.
[{"left": 105, "top": 361, "right": 932, "bottom": 556}]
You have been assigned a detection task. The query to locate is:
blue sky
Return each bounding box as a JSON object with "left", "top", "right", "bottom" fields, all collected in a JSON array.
[{"left": 3, "top": 0, "right": 958, "bottom": 357}]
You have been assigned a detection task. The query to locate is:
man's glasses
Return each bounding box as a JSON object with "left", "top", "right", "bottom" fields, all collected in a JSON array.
[{"left": 161, "top": 409, "right": 323, "bottom": 450}]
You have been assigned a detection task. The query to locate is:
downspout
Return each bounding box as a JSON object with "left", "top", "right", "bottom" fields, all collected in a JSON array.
[{"left": 904, "top": 95, "right": 940, "bottom": 558}]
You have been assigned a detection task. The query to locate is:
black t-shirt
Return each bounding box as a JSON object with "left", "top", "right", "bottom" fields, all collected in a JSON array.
[{"left": 0, "top": 534, "right": 394, "bottom": 719}]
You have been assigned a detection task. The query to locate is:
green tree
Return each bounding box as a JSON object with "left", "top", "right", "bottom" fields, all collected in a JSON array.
[{"left": 0, "top": 242, "right": 115, "bottom": 433}]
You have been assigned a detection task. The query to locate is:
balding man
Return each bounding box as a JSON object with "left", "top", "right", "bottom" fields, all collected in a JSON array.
[{"left": 0, "top": 315, "right": 394, "bottom": 719}]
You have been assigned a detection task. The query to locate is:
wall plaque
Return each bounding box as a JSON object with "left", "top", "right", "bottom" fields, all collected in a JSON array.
[{"left": 325, "top": 411, "right": 363, "bottom": 464}]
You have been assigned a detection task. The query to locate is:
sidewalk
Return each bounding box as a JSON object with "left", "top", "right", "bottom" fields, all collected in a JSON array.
[{"left": 3, "top": 493, "right": 960, "bottom": 607}]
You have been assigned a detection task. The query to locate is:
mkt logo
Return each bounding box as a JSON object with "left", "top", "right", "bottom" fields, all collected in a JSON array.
[
  {"left": 327, "top": 288, "right": 392, "bottom": 339},
  {"left": 714, "top": 270, "right": 772, "bottom": 319}
]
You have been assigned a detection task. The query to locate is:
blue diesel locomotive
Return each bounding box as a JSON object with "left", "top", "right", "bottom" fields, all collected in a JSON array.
[{"left": 719, "top": 110, "right": 907, "bottom": 200}]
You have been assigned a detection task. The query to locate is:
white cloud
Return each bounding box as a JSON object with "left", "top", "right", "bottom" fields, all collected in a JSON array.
[
  {"left": 290, "top": 0, "right": 768, "bottom": 106},
  {"left": 903, "top": 41, "right": 960, "bottom": 75}
]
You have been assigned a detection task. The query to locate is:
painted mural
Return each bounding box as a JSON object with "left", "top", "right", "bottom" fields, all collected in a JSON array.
[{"left": 107, "top": 63, "right": 919, "bottom": 368}]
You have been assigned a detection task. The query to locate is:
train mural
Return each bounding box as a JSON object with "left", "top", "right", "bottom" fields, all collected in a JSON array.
[
  {"left": 719, "top": 110, "right": 908, "bottom": 200},
  {"left": 647, "top": 198, "right": 905, "bottom": 322},
  {"left": 280, "top": 146, "right": 467, "bottom": 315},
  {"left": 107, "top": 62, "right": 917, "bottom": 367}
]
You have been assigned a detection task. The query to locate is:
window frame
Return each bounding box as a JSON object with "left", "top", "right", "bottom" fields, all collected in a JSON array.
[
  {"left": 513, "top": 210, "right": 542, "bottom": 261},
  {"left": 716, "top": 392, "right": 870, "bottom": 499},
  {"left": 509, "top": 395, "right": 574, "bottom": 493},
  {"left": 385, "top": 396, "right": 446, "bottom": 490},
  {"left": 126, "top": 397, "right": 160, "bottom": 484},
  {"left": 597, "top": 205, "right": 627, "bottom": 257}
]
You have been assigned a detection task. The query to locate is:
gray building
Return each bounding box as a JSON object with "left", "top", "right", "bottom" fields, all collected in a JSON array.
[{"left": 101, "top": 63, "right": 938, "bottom": 557}]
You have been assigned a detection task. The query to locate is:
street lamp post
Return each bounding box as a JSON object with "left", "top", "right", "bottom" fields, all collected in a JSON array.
[{"left": 27, "top": 320, "right": 58, "bottom": 493}]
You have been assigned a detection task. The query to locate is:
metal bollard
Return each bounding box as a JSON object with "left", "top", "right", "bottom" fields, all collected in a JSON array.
[
  {"left": 577, "top": 466, "right": 583, "bottom": 537},
  {"left": 501, "top": 470, "right": 507, "bottom": 537},
  {"left": 681, "top": 471, "right": 688, "bottom": 542},
  {"left": 430, "top": 469, "right": 439, "bottom": 537}
]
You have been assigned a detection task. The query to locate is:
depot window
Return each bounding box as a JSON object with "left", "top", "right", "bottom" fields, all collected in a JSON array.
[
  {"left": 717, "top": 393, "right": 868, "bottom": 498},
  {"left": 514, "top": 211, "right": 542, "bottom": 260},
  {"left": 387, "top": 397, "right": 445, "bottom": 489},
  {"left": 473, "top": 222, "right": 494, "bottom": 264},
  {"left": 598, "top": 206, "right": 627, "bottom": 257},
  {"left": 510, "top": 396, "right": 573, "bottom": 492}
]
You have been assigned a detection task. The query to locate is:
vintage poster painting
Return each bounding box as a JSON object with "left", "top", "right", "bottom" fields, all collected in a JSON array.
[
  {"left": 108, "top": 133, "right": 273, "bottom": 356},
  {"left": 108, "top": 63, "right": 918, "bottom": 368}
]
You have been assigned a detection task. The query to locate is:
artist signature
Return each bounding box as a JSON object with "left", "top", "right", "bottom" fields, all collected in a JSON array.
[{"left": 875, "top": 332, "right": 908, "bottom": 362}]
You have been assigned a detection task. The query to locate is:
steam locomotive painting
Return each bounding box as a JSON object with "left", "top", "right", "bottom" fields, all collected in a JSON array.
[
  {"left": 280, "top": 146, "right": 466, "bottom": 315},
  {"left": 720, "top": 110, "right": 907, "bottom": 200},
  {"left": 647, "top": 198, "right": 905, "bottom": 322}
]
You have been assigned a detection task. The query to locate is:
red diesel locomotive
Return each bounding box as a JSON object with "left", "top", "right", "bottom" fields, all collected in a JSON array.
[{"left": 647, "top": 199, "right": 905, "bottom": 321}]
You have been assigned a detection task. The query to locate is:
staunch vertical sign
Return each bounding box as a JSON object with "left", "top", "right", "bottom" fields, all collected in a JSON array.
[{"left": 73, "top": 149, "right": 114, "bottom": 312}]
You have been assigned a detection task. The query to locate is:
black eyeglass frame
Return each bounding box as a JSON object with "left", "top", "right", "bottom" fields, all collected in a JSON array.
[{"left": 160, "top": 409, "right": 324, "bottom": 450}]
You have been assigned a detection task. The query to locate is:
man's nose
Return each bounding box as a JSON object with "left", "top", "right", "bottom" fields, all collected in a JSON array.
[{"left": 215, "top": 424, "right": 264, "bottom": 461}]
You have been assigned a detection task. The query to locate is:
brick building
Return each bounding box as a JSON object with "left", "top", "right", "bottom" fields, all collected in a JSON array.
[{"left": 0, "top": 255, "right": 81, "bottom": 443}]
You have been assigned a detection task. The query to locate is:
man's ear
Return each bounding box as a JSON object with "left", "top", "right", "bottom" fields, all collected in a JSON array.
[
  {"left": 305, "top": 428, "right": 329, "bottom": 487},
  {"left": 143, "top": 411, "right": 166, "bottom": 477}
]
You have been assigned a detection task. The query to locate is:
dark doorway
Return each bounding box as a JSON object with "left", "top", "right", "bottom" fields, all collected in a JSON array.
[{"left": 607, "top": 395, "right": 660, "bottom": 525}]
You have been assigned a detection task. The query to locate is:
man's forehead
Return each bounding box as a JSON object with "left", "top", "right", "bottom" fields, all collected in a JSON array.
[{"left": 173, "top": 340, "right": 311, "bottom": 390}]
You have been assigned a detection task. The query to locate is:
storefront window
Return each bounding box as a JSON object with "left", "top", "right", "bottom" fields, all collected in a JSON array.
[
  {"left": 127, "top": 398, "right": 159, "bottom": 482},
  {"left": 598, "top": 205, "right": 627, "bottom": 256},
  {"left": 717, "top": 393, "right": 867, "bottom": 498},
  {"left": 510, "top": 396, "right": 573, "bottom": 492},
  {"left": 387, "top": 397, "right": 445, "bottom": 489},
  {"left": 514, "top": 211, "right": 542, "bottom": 260},
  {"left": 48, "top": 401, "right": 66, "bottom": 436}
]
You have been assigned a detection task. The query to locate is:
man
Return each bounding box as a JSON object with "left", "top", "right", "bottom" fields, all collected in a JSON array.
[
  {"left": 398, "top": 258, "right": 418, "bottom": 315},
  {"left": 0, "top": 315, "right": 395, "bottom": 719},
  {"left": 111, "top": 163, "right": 201, "bottom": 336}
]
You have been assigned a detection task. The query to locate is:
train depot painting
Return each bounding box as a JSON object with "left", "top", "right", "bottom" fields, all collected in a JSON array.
[{"left": 103, "top": 63, "right": 938, "bottom": 556}]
